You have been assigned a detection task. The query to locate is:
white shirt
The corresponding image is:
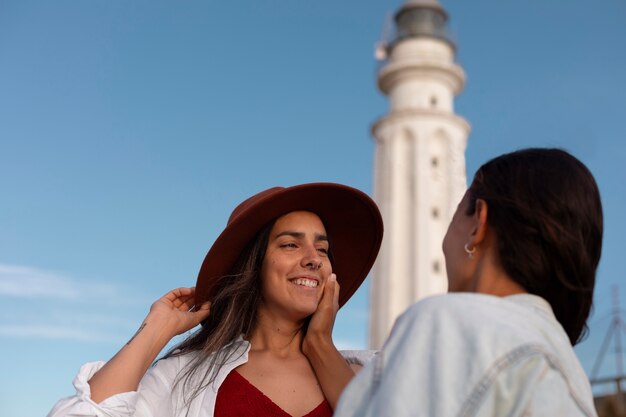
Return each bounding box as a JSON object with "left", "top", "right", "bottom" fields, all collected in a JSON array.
[
  {"left": 335, "top": 293, "right": 598, "bottom": 417},
  {"left": 47, "top": 338, "right": 375, "bottom": 417}
]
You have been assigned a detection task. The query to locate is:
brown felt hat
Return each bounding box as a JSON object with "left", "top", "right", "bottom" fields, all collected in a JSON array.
[{"left": 195, "top": 183, "right": 383, "bottom": 309}]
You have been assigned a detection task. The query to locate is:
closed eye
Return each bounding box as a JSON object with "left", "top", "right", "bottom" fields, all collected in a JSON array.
[{"left": 280, "top": 243, "right": 298, "bottom": 249}]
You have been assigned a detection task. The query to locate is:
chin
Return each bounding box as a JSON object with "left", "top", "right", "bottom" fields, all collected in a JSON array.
[
  {"left": 300, "top": 305, "right": 319, "bottom": 317},
  {"left": 292, "top": 302, "right": 319, "bottom": 320}
]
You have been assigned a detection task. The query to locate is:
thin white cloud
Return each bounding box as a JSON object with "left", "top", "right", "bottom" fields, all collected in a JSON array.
[
  {"left": 0, "top": 263, "right": 154, "bottom": 343},
  {"left": 0, "top": 324, "right": 124, "bottom": 344},
  {"left": 0, "top": 263, "right": 146, "bottom": 304},
  {"left": 0, "top": 264, "right": 80, "bottom": 299}
]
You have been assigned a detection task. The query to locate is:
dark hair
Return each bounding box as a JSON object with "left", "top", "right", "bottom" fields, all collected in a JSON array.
[
  {"left": 466, "top": 148, "right": 603, "bottom": 345},
  {"left": 160, "top": 219, "right": 275, "bottom": 409}
]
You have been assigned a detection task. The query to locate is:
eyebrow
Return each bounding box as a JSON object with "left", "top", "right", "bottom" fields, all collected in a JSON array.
[{"left": 275, "top": 230, "right": 329, "bottom": 242}]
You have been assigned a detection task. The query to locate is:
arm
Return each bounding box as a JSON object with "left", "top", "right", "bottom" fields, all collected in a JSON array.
[
  {"left": 88, "top": 287, "right": 210, "bottom": 403},
  {"left": 482, "top": 355, "right": 596, "bottom": 417},
  {"left": 302, "top": 274, "right": 355, "bottom": 410}
]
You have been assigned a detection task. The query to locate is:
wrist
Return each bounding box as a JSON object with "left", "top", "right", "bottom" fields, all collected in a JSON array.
[
  {"left": 145, "top": 309, "right": 180, "bottom": 331},
  {"left": 303, "top": 331, "right": 334, "bottom": 359},
  {"left": 135, "top": 313, "right": 179, "bottom": 347}
]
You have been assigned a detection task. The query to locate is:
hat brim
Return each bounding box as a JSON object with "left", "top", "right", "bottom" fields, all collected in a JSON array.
[{"left": 195, "top": 183, "right": 383, "bottom": 309}]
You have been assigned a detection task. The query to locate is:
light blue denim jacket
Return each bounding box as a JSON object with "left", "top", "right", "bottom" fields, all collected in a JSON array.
[{"left": 335, "top": 293, "right": 597, "bottom": 417}]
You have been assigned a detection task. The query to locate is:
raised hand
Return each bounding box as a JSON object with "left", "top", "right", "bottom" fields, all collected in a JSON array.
[
  {"left": 305, "top": 273, "right": 340, "bottom": 343},
  {"left": 301, "top": 274, "right": 356, "bottom": 410},
  {"left": 89, "top": 287, "right": 210, "bottom": 403},
  {"left": 147, "top": 287, "right": 211, "bottom": 338}
]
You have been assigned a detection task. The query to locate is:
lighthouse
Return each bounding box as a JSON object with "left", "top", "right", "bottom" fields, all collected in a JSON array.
[{"left": 369, "top": 0, "right": 470, "bottom": 348}]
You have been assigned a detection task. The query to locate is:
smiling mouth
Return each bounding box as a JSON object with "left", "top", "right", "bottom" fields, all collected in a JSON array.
[{"left": 289, "top": 278, "right": 319, "bottom": 288}]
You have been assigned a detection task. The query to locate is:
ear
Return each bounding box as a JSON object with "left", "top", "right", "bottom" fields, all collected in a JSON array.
[{"left": 468, "top": 198, "right": 488, "bottom": 246}]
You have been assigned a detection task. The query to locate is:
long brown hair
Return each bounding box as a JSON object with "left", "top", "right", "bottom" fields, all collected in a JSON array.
[
  {"left": 466, "top": 148, "right": 603, "bottom": 345},
  {"left": 160, "top": 219, "right": 275, "bottom": 408}
]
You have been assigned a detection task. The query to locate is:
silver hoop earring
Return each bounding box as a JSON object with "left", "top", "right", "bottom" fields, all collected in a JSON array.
[{"left": 464, "top": 243, "right": 476, "bottom": 259}]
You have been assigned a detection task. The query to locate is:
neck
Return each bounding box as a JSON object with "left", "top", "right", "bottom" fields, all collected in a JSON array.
[
  {"left": 248, "top": 307, "right": 306, "bottom": 356},
  {"left": 471, "top": 249, "right": 528, "bottom": 297}
]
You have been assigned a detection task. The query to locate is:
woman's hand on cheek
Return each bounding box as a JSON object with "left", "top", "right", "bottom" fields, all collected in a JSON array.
[
  {"left": 303, "top": 274, "right": 339, "bottom": 352},
  {"left": 302, "top": 274, "right": 356, "bottom": 410}
]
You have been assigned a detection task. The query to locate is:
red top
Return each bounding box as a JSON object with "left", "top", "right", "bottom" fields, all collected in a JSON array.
[{"left": 214, "top": 370, "right": 333, "bottom": 417}]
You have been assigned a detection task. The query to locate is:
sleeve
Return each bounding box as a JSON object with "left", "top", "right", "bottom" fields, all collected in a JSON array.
[
  {"left": 332, "top": 354, "right": 380, "bottom": 417},
  {"left": 459, "top": 345, "right": 597, "bottom": 417},
  {"left": 335, "top": 302, "right": 432, "bottom": 417},
  {"left": 492, "top": 358, "right": 596, "bottom": 417},
  {"left": 46, "top": 360, "right": 173, "bottom": 417},
  {"left": 339, "top": 350, "right": 378, "bottom": 366}
]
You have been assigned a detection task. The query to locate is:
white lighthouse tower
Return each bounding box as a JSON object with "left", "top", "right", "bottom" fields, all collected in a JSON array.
[{"left": 369, "top": 0, "right": 470, "bottom": 348}]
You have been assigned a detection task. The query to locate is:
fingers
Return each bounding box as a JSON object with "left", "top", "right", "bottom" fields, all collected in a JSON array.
[
  {"left": 162, "top": 287, "right": 203, "bottom": 311},
  {"left": 163, "top": 287, "right": 194, "bottom": 302},
  {"left": 177, "top": 297, "right": 195, "bottom": 311},
  {"left": 192, "top": 301, "right": 211, "bottom": 323},
  {"left": 330, "top": 274, "right": 340, "bottom": 310},
  {"left": 306, "top": 274, "right": 340, "bottom": 339},
  {"left": 319, "top": 274, "right": 340, "bottom": 313}
]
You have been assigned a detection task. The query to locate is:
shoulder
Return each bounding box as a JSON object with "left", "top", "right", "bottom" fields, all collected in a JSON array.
[
  {"left": 150, "top": 352, "right": 199, "bottom": 386},
  {"left": 475, "top": 352, "right": 596, "bottom": 417},
  {"left": 384, "top": 293, "right": 554, "bottom": 360},
  {"left": 151, "top": 339, "right": 251, "bottom": 381},
  {"left": 402, "top": 292, "right": 518, "bottom": 315},
  {"left": 395, "top": 293, "right": 513, "bottom": 331},
  {"left": 397, "top": 293, "right": 545, "bottom": 333}
]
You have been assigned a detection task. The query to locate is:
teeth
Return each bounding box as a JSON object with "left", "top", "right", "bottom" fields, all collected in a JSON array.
[{"left": 292, "top": 278, "right": 318, "bottom": 288}]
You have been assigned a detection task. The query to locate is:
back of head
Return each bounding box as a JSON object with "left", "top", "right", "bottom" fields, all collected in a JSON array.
[{"left": 467, "top": 148, "right": 603, "bottom": 345}]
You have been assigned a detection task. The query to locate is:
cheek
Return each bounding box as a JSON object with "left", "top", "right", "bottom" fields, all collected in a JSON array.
[
  {"left": 442, "top": 227, "right": 452, "bottom": 257},
  {"left": 259, "top": 259, "right": 276, "bottom": 291},
  {"left": 323, "top": 260, "right": 332, "bottom": 274},
  {"left": 261, "top": 254, "right": 280, "bottom": 275},
  {"left": 260, "top": 259, "right": 270, "bottom": 281}
]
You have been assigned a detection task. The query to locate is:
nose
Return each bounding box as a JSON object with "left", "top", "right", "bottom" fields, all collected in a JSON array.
[
  {"left": 301, "top": 245, "right": 323, "bottom": 271},
  {"left": 306, "top": 260, "right": 323, "bottom": 270}
]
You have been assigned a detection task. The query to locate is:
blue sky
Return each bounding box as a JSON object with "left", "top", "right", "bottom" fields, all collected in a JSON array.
[{"left": 1, "top": 1, "right": 625, "bottom": 416}]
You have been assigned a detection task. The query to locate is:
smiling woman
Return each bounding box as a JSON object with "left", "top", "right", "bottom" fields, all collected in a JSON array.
[
  {"left": 260, "top": 211, "right": 333, "bottom": 321},
  {"left": 47, "top": 183, "right": 383, "bottom": 417}
]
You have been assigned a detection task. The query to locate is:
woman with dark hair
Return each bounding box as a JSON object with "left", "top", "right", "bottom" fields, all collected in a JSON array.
[
  {"left": 48, "top": 183, "right": 383, "bottom": 417},
  {"left": 335, "top": 148, "right": 602, "bottom": 417}
]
